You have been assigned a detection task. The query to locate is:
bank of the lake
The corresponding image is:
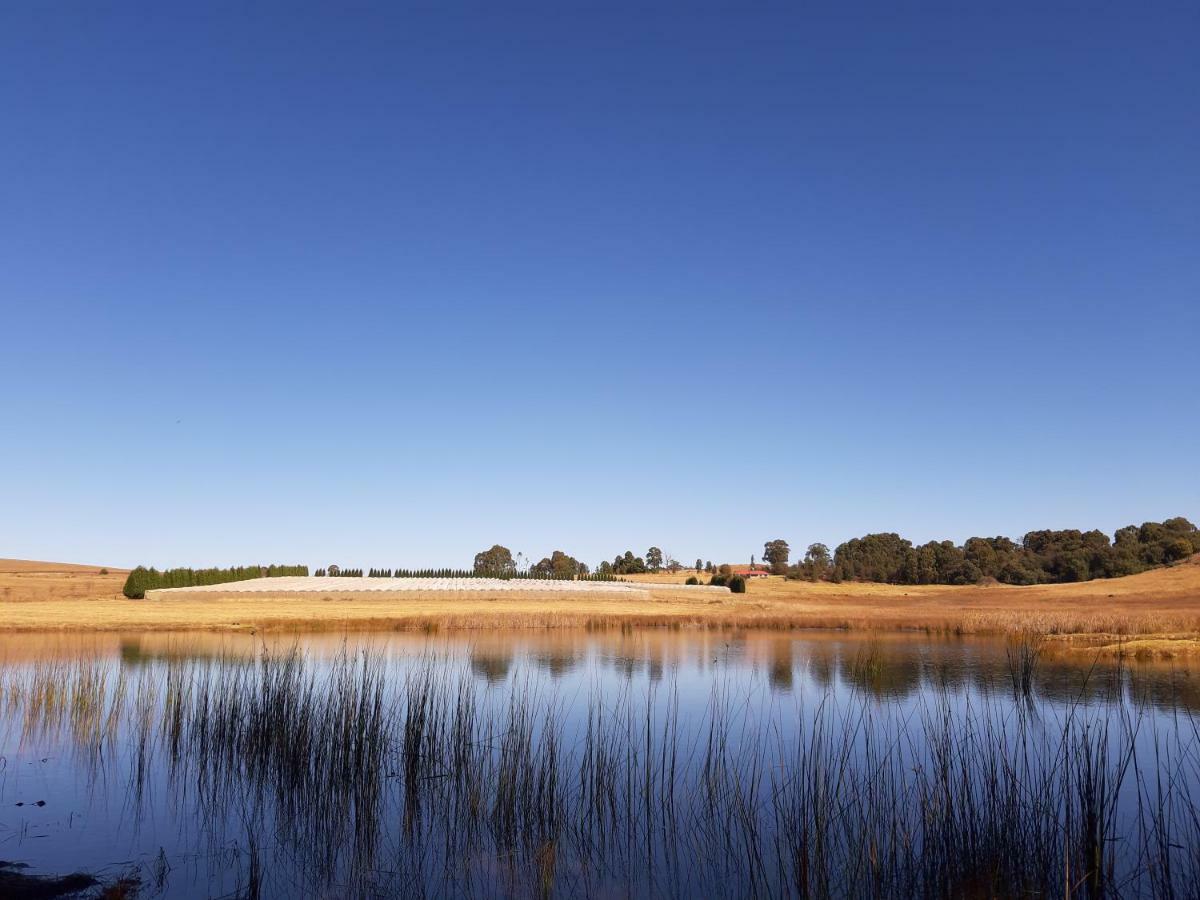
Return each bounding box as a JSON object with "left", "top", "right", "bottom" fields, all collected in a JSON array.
[{"left": 2, "top": 558, "right": 1199, "bottom": 654}]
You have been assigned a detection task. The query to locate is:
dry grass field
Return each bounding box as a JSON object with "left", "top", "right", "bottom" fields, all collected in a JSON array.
[
  {"left": 1, "top": 557, "right": 1198, "bottom": 652},
  {"left": 0, "top": 558, "right": 127, "bottom": 605}
]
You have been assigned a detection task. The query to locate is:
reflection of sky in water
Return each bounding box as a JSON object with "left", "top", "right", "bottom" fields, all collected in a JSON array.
[{"left": 0, "top": 629, "right": 1195, "bottom": 897}]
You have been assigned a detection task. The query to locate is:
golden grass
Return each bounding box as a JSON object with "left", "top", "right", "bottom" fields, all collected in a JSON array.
[
  {"left": 0, "top": 557, "right": 127, "bottom": 574},
  {"left": 0, "top": 561, "right": 127, "bottom": 605},
  {"left": 1, "top": 557, "right": 1197, "bottom": 642}
]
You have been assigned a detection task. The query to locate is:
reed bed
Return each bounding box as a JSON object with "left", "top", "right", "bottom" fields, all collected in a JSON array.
[{"left": 1, "top": 647, "right": 1198, "bottom": 898}]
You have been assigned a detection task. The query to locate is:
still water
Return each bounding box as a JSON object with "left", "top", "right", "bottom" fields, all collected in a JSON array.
[{"left": 1, "top": 629, "right": 1197, "bottom": 898}]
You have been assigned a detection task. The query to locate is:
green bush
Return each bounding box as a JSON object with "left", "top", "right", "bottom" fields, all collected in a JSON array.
[
  {"left": 685, "top": 576, "right": 699, "bottom": 585},
  {"left": 728, "top": 575, "right": 746, "bottom": 593}
]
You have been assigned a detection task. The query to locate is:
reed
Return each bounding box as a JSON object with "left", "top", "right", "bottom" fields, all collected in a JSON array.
[
  {"left": 1006, "top": 628, "right": 1045, "bottom": 699},
  {"left": 1, "top": 647, "right": 1197, "bottom": 897}
]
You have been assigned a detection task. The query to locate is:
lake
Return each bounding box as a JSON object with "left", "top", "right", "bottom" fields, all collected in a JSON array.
[{"left": 1, "top": 629, "right": 1197, "bottom": 898}]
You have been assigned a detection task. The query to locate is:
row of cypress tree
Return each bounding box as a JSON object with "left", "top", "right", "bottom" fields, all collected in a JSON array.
[
  {"left": 123, "top": 564, "right": 309, "bottom": 599},
  {"left": 312, "top": 567, "right": 617, "bottom": 581}
]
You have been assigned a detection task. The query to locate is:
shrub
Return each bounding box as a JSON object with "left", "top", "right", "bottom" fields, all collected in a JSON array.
[
  {"left": 728, "top": 575, "right": 746, "bottom": 593},
  {"left": 99, "top": 568, "right": 109, "bottom": 575},
  {"left": 685, "top": 576, "right": 699, "bottom": 585}
]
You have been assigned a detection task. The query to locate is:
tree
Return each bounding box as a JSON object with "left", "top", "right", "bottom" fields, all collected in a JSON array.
[
  {"left": 827, "top": 516, "right": 1198, "bottom": 586},
  {"left": 695, "top": 558, "right": 703, "bottom": 572},
  {"left": 763, "top": 540, "right": 790, "bottom": 575},
  {"left": 646, "top": 547, "right": 664, "bottom": 572},
  {"left": 473, "top": 544, "right": 516, "bottom": 575},
  {"left": 1166, "top": 538, "right": 1194, "bottom": 562},
  {"left": 532, "top": 550, "right": 585, "bottom": 579},
  {"left": 612, "top": 551, "right": 647, "bottom": 575},
  {"left": 798, "top": 543, "right": 831, "bottom": 581}
]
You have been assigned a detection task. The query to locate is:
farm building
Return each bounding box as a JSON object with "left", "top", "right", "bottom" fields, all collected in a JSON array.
[{"left": 732, "top": 567, "right": 770, "bottom": 579}]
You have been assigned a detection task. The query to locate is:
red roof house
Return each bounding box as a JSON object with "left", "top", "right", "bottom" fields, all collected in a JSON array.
[{"left": 731, "top": 567, "right": 770, "bottom": 578}]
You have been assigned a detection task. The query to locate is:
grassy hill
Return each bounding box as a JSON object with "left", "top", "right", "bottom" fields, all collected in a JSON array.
[
  {"left": 0, "top": 558, "right": 127, "bottom": 574},
  {"left": 0, "top": 559, "right": 127, "bottom": 604}
]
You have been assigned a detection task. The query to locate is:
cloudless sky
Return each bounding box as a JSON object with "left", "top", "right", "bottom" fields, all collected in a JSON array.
[{"left": 2, "top": 3, "right": 1197, "bottom": 570}]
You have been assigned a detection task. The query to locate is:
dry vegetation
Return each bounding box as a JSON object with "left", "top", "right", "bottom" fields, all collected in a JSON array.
[
  {"left": 0, "top": 558, "right": 127, "bottom": 605},
  {"left": 1, "top": 557, "right": 1198, "bottom": 650}
]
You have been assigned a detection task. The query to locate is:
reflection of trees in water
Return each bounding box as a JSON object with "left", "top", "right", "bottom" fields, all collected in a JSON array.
[
  {"left": 1034, "top": 658, "right": 1125, "bottom": 707},
  {"left": 838, "top": 641, "right": 922, "bottom": 700},
  {"left": 768, "top": 640, "right": 794, "bottom": 692},
  {"left": 803, "top": 643, "right": 836, "bottom": 689},
  {"left": 119, "top": 639, "right": 149, "bottom": 665},
  {"left": 470, "top": 651, "right": 513, "bottom": 684},
  {"left": 1129, "top": 667, "right": 1200, "bottom": 714},
  {"left": 916, "top": 641, "right": 975, "bottom": 693},
  {"left": 921, "top": 655, "right": 967, "bottom": 692},
  {"left": 531, "top": 651, "right": 580, "bottom": 680}
]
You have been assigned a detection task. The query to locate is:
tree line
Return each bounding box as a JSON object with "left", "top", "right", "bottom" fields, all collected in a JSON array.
[
  {"left": 472, "top": 545, "right": 595, "bottom": 579},
  {"left": 310, "top": 552, "right": 615, "bottom": 582},
  {"left": 769, "top": 517, "right": 1198, "bottom": 586},
  {"left": 122, "top": 564, "right": 309, "bottom": 599},
  {"left": 596, "top": 548, "right": 701, "bottom": 575}
]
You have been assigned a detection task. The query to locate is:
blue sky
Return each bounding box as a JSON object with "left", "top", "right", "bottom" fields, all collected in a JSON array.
[{"left": 2, "top": 4, "right": 1197, "bottom": 570}]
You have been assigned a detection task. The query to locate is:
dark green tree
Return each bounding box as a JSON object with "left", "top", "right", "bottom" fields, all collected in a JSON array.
[
  {"left": 473, "top": 544, "right": 517, "bottom": 575},
  {"left": 532, "top": 550, "right": 586, "bottom": 579},
  {"left": 796, "top": 543, "right": 831, "bottom": 580},
  {"left": 763, "top": 539, "right": 790, "bottom": 575}
]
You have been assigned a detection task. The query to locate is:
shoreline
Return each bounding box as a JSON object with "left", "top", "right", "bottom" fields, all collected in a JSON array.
[{"left": 1, "top": 562, "right": 1198, "bottom": 655}]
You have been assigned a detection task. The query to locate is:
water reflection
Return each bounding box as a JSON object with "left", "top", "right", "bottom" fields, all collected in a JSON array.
[
  {"left": 470, "top": 649, "right": 514, "bottom": 684},
  {"left": 1, "top": 628, "right": 1197, "bottom": 899},
  {"left": 768, "top": 639, "right": 794, "bottom": 691},
  {"left": 6, "top": 629, "right": 1199, "bottom": 711}
]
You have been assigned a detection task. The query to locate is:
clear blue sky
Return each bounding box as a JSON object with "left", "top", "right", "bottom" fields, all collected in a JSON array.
[{"left": 2, "top": 4, "right": 1197, "bottom": 570}]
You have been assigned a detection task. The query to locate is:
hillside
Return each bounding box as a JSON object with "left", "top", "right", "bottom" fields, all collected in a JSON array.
[
  {"left": 0, "top": 559, "right": 127, "bottom": 605},
  {"left": 0, "top": 558, "right": 127, "bottom": 574},
  {"left": 0, "top": 556, "right": 1196, "bottom": 643}
]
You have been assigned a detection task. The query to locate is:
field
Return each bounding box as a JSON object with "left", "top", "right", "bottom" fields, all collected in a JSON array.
[
  {"left": 0, "top": 558, "right": 127, "bottom": 604},
  {"left": 1, "top": 557, "right": 1199, "bottom": 650}
]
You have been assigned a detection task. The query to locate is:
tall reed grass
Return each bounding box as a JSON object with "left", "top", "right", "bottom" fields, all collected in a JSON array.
[{"left": 0, "top": 646, "right": 1197, "bottom": 898}]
